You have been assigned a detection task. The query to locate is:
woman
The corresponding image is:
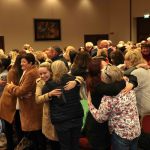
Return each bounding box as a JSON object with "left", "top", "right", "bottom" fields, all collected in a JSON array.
[
  {"left": 141, "top": 42, "right": 150, "bottom": 66},
  {"left": 0, "top": 55, "right": 23, "bottom": 150},
  {"left": 36, "top": 61, "right": 84, "bottom": 150},
  {"left": 124, "top": 49, "right": 150, "bottom": 116},
  {"left": 84, "top": 58, "right": 125, "bottom": 150},
  {"left": 0, "top": 56, "right": 11, "bottom": 149},
  {"left": 71, "top": 51, "right": 91, "bottom": 100},
  {"left": 109, "top": 49, "right": 124, "bottom": 66},
  {"left": 71, "top": 51, "right": 91, "bottom": 79},
  {"left": 88, "top": 65, "right": 141, "bottom": 150},
  {"left": 42, "top": 60, "right": 84, "bottom": 150},
  {"left": 35, "top": 62, "right": 61, "bottom": 150},
  {"left": 84, "top": 57, "right": 138, "bottom": 150},
  {"left": 6, "top": 53, "right": 44, "bottom": 150},
  {"left": 0, "top": 57, "right": 11, "bottom": 96}
]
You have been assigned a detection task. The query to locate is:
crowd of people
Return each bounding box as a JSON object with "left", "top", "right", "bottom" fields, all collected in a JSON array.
[{"left": 0, "top": 38, "right": 150, "bottom": 150}]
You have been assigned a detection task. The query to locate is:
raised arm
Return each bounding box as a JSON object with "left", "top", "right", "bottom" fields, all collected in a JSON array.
[{"left": 88, "top": 91, "right": 111, "bottom": 123}]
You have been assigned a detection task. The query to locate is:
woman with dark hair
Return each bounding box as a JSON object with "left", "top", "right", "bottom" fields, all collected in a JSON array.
[
  {"left": 141, "top": 42, "right": 150, "bottom": 66},
  {"left": 6, "top": 53, "right": 45, "bottom": 150},
  {"left": 110, "top": 49, "right": 124, "bottom": 66},
  {"left": 71, "top": 51, "right": 91, "bottom": 101},
  {"left": 71, "top": 51, "right": 91, "bottom": 79},
  {"left": 69, "top": 50, "right": 78, "bottom": 64},
  {"left": 0, "top": 55, "right": 23, "bottom": 150},
  {"left": 84, "top": 57, "right": 137, "bottom": 150},
  {"left": 0, "top": 57, "right": 11, "bottom": 96},
  {"left": 0, "top": 56, "right": 11, "bottom": 148}
]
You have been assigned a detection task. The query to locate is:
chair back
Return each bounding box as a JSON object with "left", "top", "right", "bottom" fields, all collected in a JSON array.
[{"left": 141, "top": 114, "right": 150, "bottom": 133}]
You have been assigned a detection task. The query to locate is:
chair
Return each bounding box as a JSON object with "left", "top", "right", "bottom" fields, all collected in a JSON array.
[
  {"left": 141, "top": 114, "right": 150, "bottom": 133},
  {"left": 138, "top": 114, "right": 150, "bottom": 150},
  {"left": 79, "top": 137, "right": 91, "bottom": 150}
]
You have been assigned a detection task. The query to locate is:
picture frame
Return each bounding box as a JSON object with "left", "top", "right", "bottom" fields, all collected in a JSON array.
[{"left": 34, "top": 19, "right": 61, "bottom": 41}]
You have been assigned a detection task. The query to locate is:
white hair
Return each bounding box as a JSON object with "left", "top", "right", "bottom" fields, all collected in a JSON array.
[{"left": 85, "top": 42, "right": 94, "bottom": 47}]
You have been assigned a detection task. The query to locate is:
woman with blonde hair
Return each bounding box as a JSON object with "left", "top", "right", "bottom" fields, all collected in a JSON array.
[
  {"left": 124, "top": 49, "right": 145, "bottom": 68},
  {"left": 42, "top": 60, "right": 84, "bottom": 150},
  {"left": 63, "top": 46, "right": 78, "bottom": 69},
  {"left": 36, "top": 61, "right": 83, "bottom": 150},
  {"left": 36, "top": 61, "right": 61, "bottom": 150},
  {"left": 123, "top": 49, "right": 148, "bottom": 76},
  {"left": 124, "top": 49, "right": 150, "bottom": 117}
]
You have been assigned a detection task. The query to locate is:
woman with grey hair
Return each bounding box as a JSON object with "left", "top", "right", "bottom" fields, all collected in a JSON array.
[{"left": 88, "top": 65, "right": 141, "bottom": 150}]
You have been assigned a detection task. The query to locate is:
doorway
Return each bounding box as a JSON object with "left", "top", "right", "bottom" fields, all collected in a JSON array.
[
  {"left": 137, "top": 17, "right": 150, "bottom": 42},
  {"left": 0, "top": 36, "right": 5, "bottom": 51}
]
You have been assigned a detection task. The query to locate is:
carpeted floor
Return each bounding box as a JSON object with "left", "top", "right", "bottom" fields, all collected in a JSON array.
[{"left": 0, "top": 133, "right": 6, "bottom": 150}]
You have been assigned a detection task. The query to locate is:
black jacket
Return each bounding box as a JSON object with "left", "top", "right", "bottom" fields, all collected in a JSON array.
[{"left": 42, "top": 74, "right": 84, "bottom": 124}]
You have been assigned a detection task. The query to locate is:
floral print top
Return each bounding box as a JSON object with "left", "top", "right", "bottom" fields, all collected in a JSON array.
[{"left": 88, "top": 90, "right": 141, "bottom": 140}]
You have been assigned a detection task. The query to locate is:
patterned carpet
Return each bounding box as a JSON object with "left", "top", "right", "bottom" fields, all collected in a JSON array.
[
  {"left": 0, "top": 133, "right": 6, "bottom": 150},
  {"left": 0, "top": 133, "right": 53, "bottom": 150},
  {"left": 0, "top": 132, "right": 144, "bottom": 150}
]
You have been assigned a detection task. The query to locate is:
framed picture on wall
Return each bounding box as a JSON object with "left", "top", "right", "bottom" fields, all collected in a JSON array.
[{"left": 34, "top": 19, "right": 61, "bottom": 41}]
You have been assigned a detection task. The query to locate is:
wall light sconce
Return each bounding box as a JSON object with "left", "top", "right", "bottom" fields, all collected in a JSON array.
[{"left": 144, "top": 13, "right": 150, "bottom": 18}]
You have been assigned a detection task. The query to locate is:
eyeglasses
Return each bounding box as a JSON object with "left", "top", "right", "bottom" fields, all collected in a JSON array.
[{"left": 104, "top": 64, "right": 112, "bottom": 79}]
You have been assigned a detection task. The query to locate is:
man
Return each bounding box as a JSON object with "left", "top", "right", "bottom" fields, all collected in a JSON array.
[{"left": 45, "top": 46, "right": 68, "bottom": 68}]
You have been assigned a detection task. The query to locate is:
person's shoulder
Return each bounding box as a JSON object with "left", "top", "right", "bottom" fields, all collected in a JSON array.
[
  {"left": 7, "top": 68, "right": 16, "bottom": 77},
  {"left": 27, "top": 66, "right": 38, "bottom": 75},
  {"left": 45, "top": 80, "right": 57, "bottom": 87},
  {"left": 62, "top": 73, "right": 75, "bottom": 80},
  {"left": 60, "top": 74, "right": 75, "bottom": 85},
  {"left": 131, "top": 67, "right": 147, "bottom": 75}
]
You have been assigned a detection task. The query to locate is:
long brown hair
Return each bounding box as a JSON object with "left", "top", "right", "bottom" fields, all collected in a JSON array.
[
  {"left": 86, "top": 57, "right": 102, "bottom": 92},
  {"left": 72, "top": 51, "right": 91, "bottom": 69}
]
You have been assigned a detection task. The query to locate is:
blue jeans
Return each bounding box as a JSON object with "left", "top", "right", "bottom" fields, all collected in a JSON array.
[{"left": 111, "top": 132, "right": 139, "bottom": 150}]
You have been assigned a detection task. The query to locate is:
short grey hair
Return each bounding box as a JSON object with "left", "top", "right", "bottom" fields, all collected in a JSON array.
[{"left": 101, "top": 65, "right": 123, "bottom": 83}]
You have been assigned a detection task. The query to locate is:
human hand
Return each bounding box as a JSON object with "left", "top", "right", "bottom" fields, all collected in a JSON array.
[
  {"left": 123, "top": 76, "right": 129, "bottom": 82},
  {"left": 0, "top": 80, "right": 6, "bottom": 86},
  {"left": 122, "top": 82, "right": 133, "bottom": 94},
  {"left": 6, "top": 82, "right": 15, "bottom": 93},
  {"left": 117, "top": 64, "right": 126, "bottom": 70},
  {"left": 64, "top": 81, "right": 77, "bottom": 91},
  {"left": 7, "top": 81, "right": 14, "bottom": 86},
  {"left": 136, "top": 63, "right": 150, "bottom": 69},
  {"left": 48, "top": 89, "right": 62, "bottom": 98}
]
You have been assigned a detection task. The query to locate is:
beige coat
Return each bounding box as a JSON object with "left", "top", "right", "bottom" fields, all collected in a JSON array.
[
  {"left": 35, "top": 78, "right": 58, "bottom": 141},
  {"left": 7, "top": 65, "right": 43, "bottom": 131}
]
